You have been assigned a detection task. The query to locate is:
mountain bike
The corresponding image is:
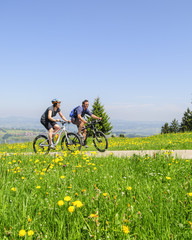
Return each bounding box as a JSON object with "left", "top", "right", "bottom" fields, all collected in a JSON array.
[
  {"left": 82, "top": 120, "right": 108, "bottom": 152},
  {"left": 33, "top": 121, "right": 82, "bottom": 154}
]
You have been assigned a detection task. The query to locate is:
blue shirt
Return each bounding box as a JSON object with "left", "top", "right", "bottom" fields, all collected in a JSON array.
[{"left": 75, "top": 106, "right": 92, "bottom": 118}]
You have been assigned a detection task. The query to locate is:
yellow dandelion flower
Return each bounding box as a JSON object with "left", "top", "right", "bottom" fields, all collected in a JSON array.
[
  {"left": 64, "top": 196, "right": 71, "bottom": 202},
  {"left": 36, "top": 186, "right": 41, "bottom": 189},
  {"left": 103, "top": 193, "right": 108, "bottom": 197},
  {"left": 19, "top": 229, "right": 26, "bottom": 237},
  {"left": 72, "top": 200, "right": 83, "bottom": 208},
  {"left": 188, "top": 192, "right": 192, "bottom": 197},
  {"left": 11, "top": 187, "right": 16, "bottom": 191},
  {"left": 127, "top": 187, "right": 132, "bottom": 191},
  {"left": 27, "top": 230, "right": 34, "bottom": 236},
  {"left": 58, "top": 200, "right": 64, "bottom": 206},
  {"left": 60, "top": 176, "right": 65, "bottom": 179},
  {"left": 166, "top": 177, "right": 171, "bottom": 180},
  {"left": 28, "top": 218, "right": 32, "bottom": 223},
  {"left": 122, "top": 225, "right": 130, "bottom": 234},
  {"left": 68, "top": 206, "right": 75, "bottom": 213}
]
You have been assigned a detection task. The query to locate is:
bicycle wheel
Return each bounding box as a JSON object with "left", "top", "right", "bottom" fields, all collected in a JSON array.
[
  {"left": 61, "top": 133, "right": 82, "bottom": 152},
  {"left": 93, "top": 131, "right": 108, "bottom": 152},
  {"left": 33, "top": 135, "right": 50, "bottom": 154}
]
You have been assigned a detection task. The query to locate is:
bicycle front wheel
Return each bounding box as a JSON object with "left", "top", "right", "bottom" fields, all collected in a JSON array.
[
  {"left": 61, "top": 133, "right": 82, "bottom": 152},
  {"left": 33, "top": 135, "right": 50, "bottom": 154},
  {"left": 93, "top": 131, "right": 108, "bottom": 152}
]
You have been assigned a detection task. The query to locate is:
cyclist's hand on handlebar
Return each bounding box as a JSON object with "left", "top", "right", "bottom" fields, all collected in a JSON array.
[
  {"left": 56, "top": 119, "right": 60, "bottom": 122},
  {"left": 67, "top": 120, "right": 71, "bottom": 123},
  {"left": 98, "top": 117, "right": 102, "bottom": 120}
]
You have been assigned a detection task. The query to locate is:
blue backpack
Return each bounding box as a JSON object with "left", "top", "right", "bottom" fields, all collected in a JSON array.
[{"left": 69, "top": 106, "right": 80, "bottom": 118}]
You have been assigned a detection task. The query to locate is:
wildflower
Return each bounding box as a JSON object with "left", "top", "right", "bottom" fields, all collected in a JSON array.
[
  {"left": 188, "top": 192, "right": 192, "bottom": 197},
  {"left": 28, "top": 218, "right": 32, "bottom": 223},
  {"left": 75, "top": 193, "right": 78, "bottom": 196},
  {"left": 166, "top": 177, "right": 171, "bottom": 180},
  {"left": 128, "top": 203, "right": 130, "bottom": 208},
  {"left": 68, "top": 206, "right": 75, "bottom": 213},
  {"left": 81, "top": 189, "right": 86, "bottom": 193},
  {"left": 19, "top": 229, "right": 26, "bottom": 237},
  {"left": 11, "top": 187, "right": 16, "bottom": 191},
  {"left": 127, "top": 187, "right": 132, "bottom": 191},
  {"left": 27, "top": 230, "right": 34, "bottom": 236},
  {"left": 36, "top": 186, "right": 41, "bottom": 189},
  {"left": 60, "top": 176, "right": 65, "bottom": 179},
  {"left": 122, "top": 225, "right": 130, "bottom": 234},
  {"left": 103, "top": 193, "right": 108, "bottom": 197},
  {"left": 58, "top": 200, "right": 64, "bottom": 206},
  {"left": 90, "top": 214, "right": 96, "bottom": 218},
  {"left": 64, "top": 196, "right": 71, "bottom": 202},
  {"left": 72, "top": 200, "right": 83, "bottom": 208}
]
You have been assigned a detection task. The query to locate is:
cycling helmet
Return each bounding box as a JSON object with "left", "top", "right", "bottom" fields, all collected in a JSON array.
[{"left": 51, "top": 98, "right": 61, "bottom": 104}]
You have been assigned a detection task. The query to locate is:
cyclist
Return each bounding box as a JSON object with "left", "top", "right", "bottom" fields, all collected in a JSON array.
[
  {"left": 41, "top": 99, "right": 70, "bottom": 148},
  {"left": 70, "top": 99, "right": 101, "bottom": 148}
]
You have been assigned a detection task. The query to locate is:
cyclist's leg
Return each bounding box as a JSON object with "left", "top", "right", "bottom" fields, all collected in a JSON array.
[
  {"left": 82, "top": 128, "right": 87, "bottom": 141},
  {"left": 47, "top": 122, "right": 58, "bottom": 145},
  {"left": 71, "top": 118, "right": 84, "bottom": 136},
  {"left": 52, "top": 124, "right": 60, "bottom": 139}
]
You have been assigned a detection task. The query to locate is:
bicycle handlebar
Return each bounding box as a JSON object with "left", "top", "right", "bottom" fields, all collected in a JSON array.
[
  {"left": 59, "top": 120, "right": 70, "bottom": 125},
  {"left": 86, "top": 119, "right": 101, "bottom": 126}
]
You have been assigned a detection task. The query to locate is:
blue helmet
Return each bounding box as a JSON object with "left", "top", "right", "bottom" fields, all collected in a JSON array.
[{"left": 51, "top": 98, "right": 61, "bottom": 104}]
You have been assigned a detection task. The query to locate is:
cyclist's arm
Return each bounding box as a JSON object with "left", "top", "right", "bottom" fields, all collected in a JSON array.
[
  {"left": 48, "top": 110, "right": 57, "bottom": 122},
  {"left": 77, "top": 114, "right": 87, "bottom": 123},
  {"left": 59, "top": 112, "right": 70, "bottom": 122},
  {"left": 91, "top": 114, "right": 102, "bottom": 120}
]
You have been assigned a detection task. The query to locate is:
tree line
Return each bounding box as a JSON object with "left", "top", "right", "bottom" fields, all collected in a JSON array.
[{"left": 161, "top": 108, "right": 192, "bottom": 134}]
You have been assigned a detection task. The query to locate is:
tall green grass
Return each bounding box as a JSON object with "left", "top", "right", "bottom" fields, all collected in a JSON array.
[{"left": 0, "top": 150, "right": 191, "bottom": 239}]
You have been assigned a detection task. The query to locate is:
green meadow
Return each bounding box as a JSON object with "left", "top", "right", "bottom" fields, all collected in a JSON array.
[{"left": 0, "top": 133, "right": 192, "bottom": 239}]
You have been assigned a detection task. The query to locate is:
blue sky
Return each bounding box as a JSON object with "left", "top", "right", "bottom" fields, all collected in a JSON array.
[{"left": 0, "top": 0, "right": 192, "bottom": 122}]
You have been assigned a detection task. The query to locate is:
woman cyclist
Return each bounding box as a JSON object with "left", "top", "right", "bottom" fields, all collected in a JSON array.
[{"left": 40, "top": 99, "right": 70, "bottom": 148}]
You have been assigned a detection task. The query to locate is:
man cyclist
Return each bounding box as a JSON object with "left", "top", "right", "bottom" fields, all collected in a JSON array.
[
  {"left": 41, "top": 99, "right": 70, "bottom": 148},
  {"left": 70, "top": 99, "right": 101, "bottom": 148}
]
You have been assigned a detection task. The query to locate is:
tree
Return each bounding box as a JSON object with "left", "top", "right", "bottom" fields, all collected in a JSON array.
[
  {"left": 161, "top": 123, "right": 170, "bottom": 134},
  {"left": 169, "top": 119, "right": 180, "bottom": 133},
  {"left": 88, "top": 97, "right": 113, "bottom": 135},
  {"left": 180, "top": 108, "right": 192, "bottom": 132}
]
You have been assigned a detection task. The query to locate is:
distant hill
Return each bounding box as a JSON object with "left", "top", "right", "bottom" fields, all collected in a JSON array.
[{"left": 111, "top": 120, "right": 164, "bottom": 136}]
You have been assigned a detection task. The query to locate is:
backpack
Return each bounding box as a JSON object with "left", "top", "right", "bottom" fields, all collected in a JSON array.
[{"left": 69, "top": 106, "right": 80, "bottom": 118}]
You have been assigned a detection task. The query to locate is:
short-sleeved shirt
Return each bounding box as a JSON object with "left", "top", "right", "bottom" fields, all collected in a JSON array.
[
  {"left": 74, "top": 106, "right": 92, "bottom": 119},
  {"left": 41, "top": 106, "right": 61, "bottom": 122}
]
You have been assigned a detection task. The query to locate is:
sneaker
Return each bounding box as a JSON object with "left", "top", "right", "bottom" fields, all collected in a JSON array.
[
  {"left": 84, "top": 145, "right": 89, "bottom": 148},
  {"left": 49, "top": 144, "right": 55, "bottom": 149},
  {"left": 77, "top": 133, "right": 84, "bottom": 138}
]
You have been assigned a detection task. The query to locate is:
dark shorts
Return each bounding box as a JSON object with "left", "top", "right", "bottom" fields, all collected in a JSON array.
[
  {"left": 71, "top": 118, "right": 85, "bottom": 130},
  {"left": 41, "top": 119, "right": 57, "bottom": 130}
]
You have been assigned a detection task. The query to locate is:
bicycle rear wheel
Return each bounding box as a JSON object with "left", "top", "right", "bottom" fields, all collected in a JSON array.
[
  {"left": 93, "top": 131, "right": 108, "bottom": 152},
  {"left": 33, "top": 135, "right": 50, "bottom": 154},
  {"left": 61, "top": 133, "right": 82, "bottom": 152}
]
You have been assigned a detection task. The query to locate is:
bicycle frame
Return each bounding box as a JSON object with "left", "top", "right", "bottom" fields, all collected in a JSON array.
[{"left": 40, "top": 122, "right": 69, "bottom": 148}]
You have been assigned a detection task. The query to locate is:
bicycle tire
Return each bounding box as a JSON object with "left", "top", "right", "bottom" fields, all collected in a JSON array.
[
  {"left": 61, "top": 133, "right": 82, "bottom": 152},
  {"left": 33, "top": 135, "right": 50, "bottom": 154},
  {"left": 93, "top": 131, "right": 108, "bottom": 152}
]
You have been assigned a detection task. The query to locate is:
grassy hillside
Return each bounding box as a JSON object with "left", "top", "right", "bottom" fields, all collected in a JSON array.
[{"left": 0, "top": 132, "right": 192, "bottom": 153}]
